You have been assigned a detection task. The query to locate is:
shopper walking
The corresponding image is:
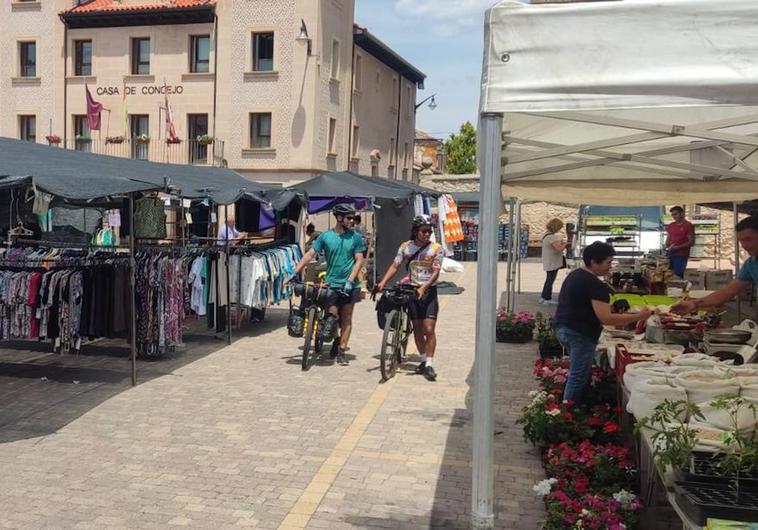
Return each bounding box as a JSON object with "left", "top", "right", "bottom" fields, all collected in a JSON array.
[
  {"left": 553, "top": 242, "right": 652, "bottom": 406},
  {"left": 665, "top": 206, "right": 695, "bottom": 278},
  {"left": 539, "top": 218, "right": 567, "bottom": 304}
]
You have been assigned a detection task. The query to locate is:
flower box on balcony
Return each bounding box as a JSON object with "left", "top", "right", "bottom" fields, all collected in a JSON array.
[
  {"left": 45, "top": 134, "right": 61, "bottom": 145},
  {"left": 134, "top": 134, "right": 150, "bottom": 145},
  {"left": 105, "top": 136, "right": 124, "bottom": 144},
  {"left": 166, "top": 137, "right": 182, "bottom": 145},
  {"left": 196, "top": 134, "right": 214, "bottom": 146},
  {"left": 74, "top": 135, "right": 91, "bottom": 143}
]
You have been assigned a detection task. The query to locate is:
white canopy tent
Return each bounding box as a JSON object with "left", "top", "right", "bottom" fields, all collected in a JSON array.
[{"left": 474, "top": 1, "right": 758, "bottom": 528}]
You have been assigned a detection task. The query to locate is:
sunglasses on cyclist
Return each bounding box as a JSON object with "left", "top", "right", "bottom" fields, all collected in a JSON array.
[{"left": 419, "top": 228, "right": 433, "bottom": 234}]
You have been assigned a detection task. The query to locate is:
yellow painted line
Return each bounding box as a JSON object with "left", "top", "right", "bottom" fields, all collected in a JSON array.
[{"left": 277, "top": 264, "right": 472, "bottom": 529}]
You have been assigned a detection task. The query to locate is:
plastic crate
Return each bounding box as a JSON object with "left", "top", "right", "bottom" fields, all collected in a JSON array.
[{"left": 674, "top": 481, "right": 758, "bottom": 526}]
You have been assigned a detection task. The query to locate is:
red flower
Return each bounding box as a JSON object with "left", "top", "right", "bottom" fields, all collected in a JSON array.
[
  {"left": 587, "top": 416, "right": 603, "bottom": 426},
  {"left": 603, "top": 421, "right": 619, "bottom": 434},
  {"left": 563, "top": 412, "right": 573, "bottom": 421}
]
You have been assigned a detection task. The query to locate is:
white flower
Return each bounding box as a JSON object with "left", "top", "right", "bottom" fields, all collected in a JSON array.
[
  {"left": 613, "top": 489, "right": 636, "bottom": 507},
  {"left": 532, "top": 478, "right": 557, "bottom": 497},
  {"left": 528, "top": 390, "right": 538, "bottom": 398},
  {"left": 545, "top": 408, "right": 561, "bottom": 417},
  {"left": 530, "top": 391, "right": 549, "bottom": 405}
]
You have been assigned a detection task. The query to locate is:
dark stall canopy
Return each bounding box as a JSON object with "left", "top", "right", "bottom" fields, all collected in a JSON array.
[{"left": 0, "top": 137, "right": 273, "bottom": 204}]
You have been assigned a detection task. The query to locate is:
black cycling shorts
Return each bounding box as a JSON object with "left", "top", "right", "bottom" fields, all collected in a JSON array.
[
  {"left": 408, "top": 286, "right": 439, "bottom": 321},
  {"left": 327, "top": 287, "right": 361, "bottom": 307}
]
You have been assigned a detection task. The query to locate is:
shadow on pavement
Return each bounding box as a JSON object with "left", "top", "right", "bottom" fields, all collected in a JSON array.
[{"left": 0, "top": 308, "right": 289, "bottom": 444}]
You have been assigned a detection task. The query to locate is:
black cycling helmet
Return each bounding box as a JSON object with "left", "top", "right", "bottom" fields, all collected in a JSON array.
[
  {"left": 412, "top": 214, "right": 432, "bottom": 229},
  {"left": 332, "top": 203, "right": 357, "bottom": 217}
]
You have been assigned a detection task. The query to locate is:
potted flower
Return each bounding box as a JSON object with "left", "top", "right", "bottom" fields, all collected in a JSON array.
[
  {"left": 196, "top": 134, "right": 214, "bottom": 145},
  {"left": 134, "top": 133, "right": 150, "bottom": 144},
  {"left": 537, "top": 485, "right": 642, "bottom": 530},
  {"left": 535, "top": 312, "right": 563, "bottom": 358},
  {"left": 517, "top": 391, "right": 596, "bottom": 448},
  {"left": 166, "top": 136, "right": 182, "bottom": 145},
  {"left": 105, "top": 135, "right": 124, "bottom": 144},
  {"left": 45, "top": 134, "right": 61, "bottom": 145},
  {"left": 495, "top": 309, "right": 535, "bottom": 343},
  {"left": 74, "top": 134, "right": 91, "bottom": 143},
  {"left": 544, "top": 440, "right": 637, "bottom": 495}
]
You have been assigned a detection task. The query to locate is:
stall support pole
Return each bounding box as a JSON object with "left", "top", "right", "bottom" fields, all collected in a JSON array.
[
  {"left": 505, "top": 198, "right": 515, "bottom": 312},
  {"left": 225, "top": 204, "right": 232, "bottom": 345},
  {"left": 515, "top": 200, "right": 522, "bottom": 295},
  {"left": 471, "top": 112, "right": 501, "bottom": 530},
  {"left": 734, "top": 202, "right": 742, "bottom": 321},
  {"left": 128, "top": 194, "right": 137, "bottom": 386}
]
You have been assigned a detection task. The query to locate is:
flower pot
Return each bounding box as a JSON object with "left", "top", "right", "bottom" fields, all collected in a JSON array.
[
  {"left": 106, "top": 137, "right": 124, "bottom": 144},
  {"left": 539, "top": 344, "right": 563, "bottom": 358},
  {"left": 674, "top": 480, "right": 758, "bottom": 526}
]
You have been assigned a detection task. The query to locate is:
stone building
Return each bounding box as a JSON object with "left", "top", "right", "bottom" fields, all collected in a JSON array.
[{"left": 1, "top": 0, "right": 425, "bottom": 186}]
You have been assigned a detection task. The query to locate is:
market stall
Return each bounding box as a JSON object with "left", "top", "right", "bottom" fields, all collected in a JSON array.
[
  {"left": 0, "top": 137, "right": 300, "bottom": 385},
  {"left": 286, "top": 171, "right": 440, "bottom": 286},
  {"left": 475, "top": 1, "right": 758, "bottom": 528}
]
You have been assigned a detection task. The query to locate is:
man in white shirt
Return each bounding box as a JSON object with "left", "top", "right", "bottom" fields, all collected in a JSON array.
[{"left": 217, "top": 211, "right": 246, "bottom": 246}]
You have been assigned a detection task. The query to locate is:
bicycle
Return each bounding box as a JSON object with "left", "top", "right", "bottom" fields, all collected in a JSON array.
[
  {"left": 375, "top": 283, "right": 417, "bottom": 381},
  {"left": 293, "top": 274, "right": 340, "bottom": 371}
]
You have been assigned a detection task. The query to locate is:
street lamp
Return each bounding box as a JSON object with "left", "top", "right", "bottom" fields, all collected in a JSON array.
[
  {"left": 415, "top": 94, "right": 437, "bottom": 112},
  {"left": 296, "top": 19, "right": 313, "bottom": 56}
]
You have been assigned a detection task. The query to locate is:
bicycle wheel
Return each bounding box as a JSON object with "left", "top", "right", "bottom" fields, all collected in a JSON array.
[
  {"left": 302, "top": 306, "right": 318, "bottom": 371},
  {"left": 314, "top": 309, "right": 325, "bottom": 355},
  {"left": 380, "top": 310, "right": 400, "bottom": 381}
]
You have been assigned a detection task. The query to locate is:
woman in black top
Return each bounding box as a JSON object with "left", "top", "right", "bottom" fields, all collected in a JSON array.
[{"left": 553, "top": 242, "right": 651, "bottom": 405}]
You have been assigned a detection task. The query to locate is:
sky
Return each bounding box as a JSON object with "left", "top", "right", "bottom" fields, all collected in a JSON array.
[{"left": 355, "top": 0, "right": 491, "bottom": 140}]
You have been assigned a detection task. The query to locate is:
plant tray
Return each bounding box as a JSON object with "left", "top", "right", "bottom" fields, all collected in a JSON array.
[
  {"left": 682, "top": 452, "right": 758, "bottom": 487},
  {"left": 674, "top": 481, "right": 758, "bottom": 526}
]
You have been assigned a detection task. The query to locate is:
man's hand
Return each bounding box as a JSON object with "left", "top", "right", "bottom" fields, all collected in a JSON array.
[
  {"left": 671, "top": 300, "right": 698, "bottom": 315},
  {"left": 339, "top": 282, "right": 353, "bottom": 298},
  {"left": 636, "top": 308, "right": 653, "bottom": 322},
  {"left": 376, "top": 281, "right": 386, "bottom": 292}
]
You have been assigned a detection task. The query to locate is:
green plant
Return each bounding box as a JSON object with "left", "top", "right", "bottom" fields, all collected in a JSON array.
[
  {"left": 196, "top": 134, "right": 214, "bottom": 145},
  {"left": 74, "top": 134, "right": 91, "bottom": 142},
  {"left": 105, "top": 135, "right": 124, "bottom": 144},
  {"left": 134, "top": 133, "right": 150, "bottom": 143},
  {"left": 709, "top": 395, "right": 758, "bottom": 498},
  {"left": 495, "top": 309, "right": 535, "bottom": 342},
  {"left": 443, "top": 121, "right": 476, "bottom": 174},
  {"left": 635, "top": 399, "right": 704, "bottom": 474},
  {"left": 535, "top": 312, "right": 561, "bottom": 350}
]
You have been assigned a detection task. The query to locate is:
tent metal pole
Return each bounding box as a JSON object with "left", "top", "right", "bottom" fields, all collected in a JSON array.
[
  {"left": 505, "top": 198, "right": 515, "bottom": 312},
  {"left": 471, "top": 112, "right": 500, "bottom": 530},
  {"left": 225, "top": 203, "right": 232, "bottom": 345},
  {"left": 129, "top": 193, "right": 137, "bottom": 386},
  {"left": 510, "top": 198, "right": 517, "bottom": 310},
  {"left": 516, "top": 200, "right": 522, "bottom": 295},
  {"left": 734, "top": 202, "right": 742, "bottom": 321}
]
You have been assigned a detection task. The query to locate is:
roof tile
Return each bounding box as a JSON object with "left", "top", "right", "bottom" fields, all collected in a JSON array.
[{"left": 65, "top": 0, "right": 215, "bottom": 14}]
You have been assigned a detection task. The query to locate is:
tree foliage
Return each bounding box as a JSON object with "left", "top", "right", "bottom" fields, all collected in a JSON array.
[{"left": 444, "top": 121, "right": 477, "bottom": 174}]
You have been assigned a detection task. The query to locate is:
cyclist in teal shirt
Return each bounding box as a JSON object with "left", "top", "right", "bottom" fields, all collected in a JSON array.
[
  {"left": 292, "top": 203, "right": 366, "bottom": 364},
  {"left": 673, "top": 216, "right": 758, "bottom": 314}
]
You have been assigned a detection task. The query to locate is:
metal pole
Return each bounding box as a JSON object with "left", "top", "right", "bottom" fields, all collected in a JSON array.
[
  {"left": 225, "top": 203, "right": 232, "bottom": 345},
  {"left": 504, "top": 198, "right": 515, "bottom": 312},
  {"left": 129, "top": 194, "right": 137, "bottom": 386},
  {"left": 515, "top": 200, "right": 522, "bottom": 295},
  {"left": 734, "top": 202, "right": 742, "bottom": 321},
  {"left": 471, "top": 112, "right": 501, "bottom": 530},
  {"left": 510, "top": 198, "right": 517, "bottom": 310}
]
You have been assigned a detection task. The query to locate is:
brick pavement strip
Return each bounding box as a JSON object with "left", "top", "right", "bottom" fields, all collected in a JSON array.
[{"left": 0, "top": 262, "right": 552, "bottom": 529}]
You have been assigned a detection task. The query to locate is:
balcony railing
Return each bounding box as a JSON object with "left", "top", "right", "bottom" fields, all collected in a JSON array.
[{"left": 56, "top": 138, "right": 225, "bottom": 167}]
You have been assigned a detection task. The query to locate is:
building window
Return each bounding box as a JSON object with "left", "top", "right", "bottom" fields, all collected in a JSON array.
[
  {"left": 190, "top": 35, "right": 210, "bottom": 73},
  {"left": 353, "top": 53, "right": 362, "bottom": 91},
  {"left": 130, "top": 114, "right": 149, "bottom": 160},
  {"left": 351, "top": 125, "right": 359, "bottom": 158},
  {"left": 19, "top": 115, "right": 35, "bottom": 142},
  {"left": 19, "top": 42, "right": 36, "bottom": 77},
  {"left": 330, "top": 39, "right": 340, "bottom": 80},
  {"left": 73, "top": 115, "right": 90, "bottom": 151},
  {"left": 327, "top": 118, "right": 337, "bottom": 155},
  {"left": 252, "top": 32, "right": 274, "bottom": 72},
  {"left": 188, "top": 114, "right": 209, "bottom": 164},
  {"left": 131, "top": 38, "right": 150, "bottom": 75},
  {"left": 74, "top": 40, "right": 92, "bottom": 76},
  {"left": 249, "top": 113, "right": 271, "bottom": 148}
]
